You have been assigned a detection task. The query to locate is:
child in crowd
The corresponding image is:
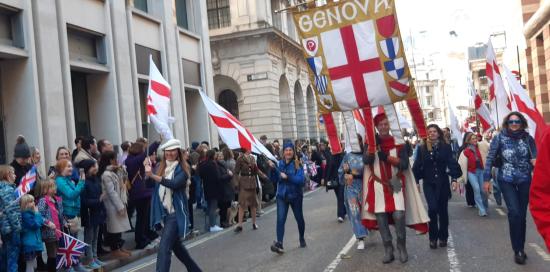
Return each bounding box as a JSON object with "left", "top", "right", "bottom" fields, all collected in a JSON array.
[
  {"left": 0, "top": 165, "right": 22, "bottom": 271},
  {"left": 20, "top": 194, "right": 56, "bottom": 272},
  {"left": 37, "top": 179, "right": 65, "bottom": 272}
]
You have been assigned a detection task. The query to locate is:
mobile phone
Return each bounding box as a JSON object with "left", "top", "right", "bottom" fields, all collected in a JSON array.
[{"left": 79, "top": 168, "right": 85, "bottom": 175}]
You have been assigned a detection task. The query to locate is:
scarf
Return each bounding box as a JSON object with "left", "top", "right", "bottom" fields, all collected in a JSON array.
[
  {"left": 159, "top": 160, "right": 178, "bottom": 214},
  {"left": 426, "top": 138, "right": 440, "bottom": 152},
  {"left": 45, "top": 196, "right": 62, "bottom": 239},
  {"left": 505, "top": 128, "right": 528, "bottom": 140}
]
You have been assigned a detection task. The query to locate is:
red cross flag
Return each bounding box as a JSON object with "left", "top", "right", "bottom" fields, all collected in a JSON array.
[
  {"left": 199, "top": 91, "right": 277, "bottom": 161},
  {"left": 293, "top": 0, "right": 417, "bottom": 113},
  {"left": 486, "top": 40, "right": 511, "bottom": 126},
  {"left": 147, "top": 55, "right": 174, "bottom": 140}
]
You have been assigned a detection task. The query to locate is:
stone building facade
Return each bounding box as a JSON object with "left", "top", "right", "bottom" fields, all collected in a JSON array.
[
  {"left": 208, "top": 0, "right": 329, "bottom": 143},
  {"left": 0, "top": 0, "right": 217, "bottom": 165},
  {"left": 521, "top": 0, "right": 550, "bottom": 122}
]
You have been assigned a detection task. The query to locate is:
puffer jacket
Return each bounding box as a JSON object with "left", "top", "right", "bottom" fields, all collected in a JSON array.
[
  {"left": 21, "top": 210, "right": 45, "bottom": 253},
  {"left": 0, "top": 181, "right": 21, "bottom": 235},
  {"left": 273, "top": 159, "right": 305, "bottom": 200},
  {"left": 56, "top": 176, "right": 85, "bottom": 218},
  {"left": 483, "top": 129, "right": 537, "bottom": 184},
  {"left": 37, "top": 196, "right": 64, "bottom": 242}
]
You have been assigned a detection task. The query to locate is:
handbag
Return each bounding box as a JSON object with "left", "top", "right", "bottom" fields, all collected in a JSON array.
[
  {"left": 126, "top": 171, "right": 142, "bottom": 191},
  {"left": 326, "top": 179, "right": 339, "bottom": 190},
  {"left": 66, "top": 216, "right": 81, "bottom": 233}
]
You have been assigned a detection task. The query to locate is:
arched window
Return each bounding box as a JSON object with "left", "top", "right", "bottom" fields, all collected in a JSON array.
[{"left": 218, "top": 89, "right": 239, "bottom": 119}]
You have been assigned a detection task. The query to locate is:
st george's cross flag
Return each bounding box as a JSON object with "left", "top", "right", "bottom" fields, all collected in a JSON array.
[
  {"left": 198, "top": 91, "right": 277, "bottom": 161},
  {"left": 293, "top": 0, "right": 417, "bottom": 114},
  {"left": 503, "top": 65, "right": 548, "bottom": 146},
  {"left": 14, "top": 166, "right": 37, "bottom": 200},
  {"left": 147, "top": 55, "right": 175, "bottom": 140},
  {"left": 56, "top": 231, "right": 87, "bottom": 269},
  {"left": 486, "top": 40, "right": 511, "bottom": 126}
]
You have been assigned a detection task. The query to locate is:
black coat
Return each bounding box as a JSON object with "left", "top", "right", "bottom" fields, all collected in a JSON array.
[
  {"left": 325, "top": 152, "right": 344, "bottom": 182},
  {"left": 412, "top": 142, "right": 462, "bottom": 187},
  {"left": 217, "top": 161, "right": 235, "bottom": 202},
  {"left": 198, "top": 160, "right": 224, "bottom": 201},
  {"left": 80, "top": 175, "right": 106, "bottom": 227},
  {"left": 10, "top": 160, "right": 31, "bottom": 187}
]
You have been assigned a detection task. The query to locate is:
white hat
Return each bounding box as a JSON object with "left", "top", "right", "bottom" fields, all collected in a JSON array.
[{"left": 160, "top": 139, "right": 182, "bottom": 151}]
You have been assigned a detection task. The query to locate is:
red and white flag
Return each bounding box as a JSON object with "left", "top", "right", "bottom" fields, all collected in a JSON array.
[
  {"left": 147, "top": 55, "right": 174, "bottom": 140},
  {"left": 486, "top": 40, "right": 511, "bottom": 126},
  {"left": 198, "top": 91, "right": 276, "bottom": 161},
  {"left": 468, "top": 77, "right": 493, "bottom": 131},
  {"left": 503, "top": 65, "right": 548, "bottom": 145}
]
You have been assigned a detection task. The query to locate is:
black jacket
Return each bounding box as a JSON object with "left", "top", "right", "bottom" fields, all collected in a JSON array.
[
  {"left": 10, "top": 160, "right": 31, "bottom": 187},
  {"left": 198, "top": 160, "right": 224, "bottom": 201},
  {"left": 217, "top": 161, "right": 235, "bottom": 202},
  {"left": 412, "top": 142, "right": 462, "bottom": 186},
  {"left": 80, "top": 175, "right": 106, "bottom": 227}
]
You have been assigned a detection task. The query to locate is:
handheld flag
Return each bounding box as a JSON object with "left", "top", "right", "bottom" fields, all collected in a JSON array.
[
  {"left": 14, "top": 166, "right": 37, "bottom": 200},
  {"left": 56, "top": 231, "right": 87, "bottom": 269},
  {"left": 198, "top": 91, "right": 277, "bottom": 161},
  {"left": 486, "top": 40, "right": 511, "bottom": 126},
  {"left": 147, "top": 55, "right": 175, "bottom": 140}
]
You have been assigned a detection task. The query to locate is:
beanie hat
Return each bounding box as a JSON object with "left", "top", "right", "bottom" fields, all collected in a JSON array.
[
  {"left": 79, "top": 159, "right": 96, "bottom": 174},
  {"left": 283, "top": 142, "right": 294, "bottom": 151},
  {"left": 191, "top": 141, "right": 200, "bottom": 151},
  {"left": 14, "top": 135, "right": 31, "bottom": 159}
]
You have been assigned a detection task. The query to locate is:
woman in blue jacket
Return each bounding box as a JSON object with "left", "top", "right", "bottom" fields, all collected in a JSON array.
[
  {"left": 270, "top": 142, "right": 306, "bottom": 254},
  {"left": 412, "top": 124, "right": 462, "bottom": 250},
  {"left": 483, "top": 112, "right": 536, "bottom": 265},
  {"left": 145, "top": 139, "right": 201, "bottom": 272}
]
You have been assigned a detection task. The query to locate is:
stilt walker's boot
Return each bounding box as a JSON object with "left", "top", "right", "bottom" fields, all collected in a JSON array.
[
  {"left": 393, "top": 211, "right": 408, "bottom": 263},
  {"left": 376, "top": 213, "right": 395, "bottom": 264}
]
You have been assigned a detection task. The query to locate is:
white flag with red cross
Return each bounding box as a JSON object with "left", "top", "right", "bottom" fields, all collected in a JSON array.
[
  {"left": 147, "top": 55, "right": 174, "bottom": 140},
  {"left": 199, "top": 91, "right": 276, "bottom": 161},
  {"left": 486, "top": 40, "right": 511, "bottom": 126},
  {"left": 468, "top": 77, "right": 493, "bottom": 131},
  {"left": 503, "top": 65, "right": 548, "bottom": 145}
]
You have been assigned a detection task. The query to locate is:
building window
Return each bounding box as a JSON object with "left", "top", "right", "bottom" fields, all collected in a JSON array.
[
  {"left": 176, "top": 0, "right": 188, "bottom": 29},
  {"left": 67, "top": 26, "right": 106, "bottom": 64},
  {"left": 219, "top": 89, "right": 239, "bottom": 119},
  {"left": 71, "top": 71, "right": 92, "bottom": 137},
  {"left": 207, "top": 0, "right": 230, "bottom": 29},
  {"left": 138, "top": 82, "right": 148, "bottom": 136},
  {"left": 425, "top": 86, "right": 431, "bottom": 95},
  {"left": 426, "top": 96, "right": 433, "bottom": 106},
  {"left": 428, "top": 112, "right": 434, "bottom": 119},
  {"left": 0, "top": 6, "right": 23, "bottom": 48},
  {"left": 134, "top": 0, "right": 148, "bottom": 13},
  {"left": 182, "top": 58, "right": 201, "bottom": 86},
  {"left": 271, "top": 0, "right": 281, "bottom": 29},
  {"left": 135, "top": 44, "right": 161, "bottom": 75}
]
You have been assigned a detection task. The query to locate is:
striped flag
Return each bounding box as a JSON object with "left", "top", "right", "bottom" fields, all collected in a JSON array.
[{"left": 14, "top": 166, "right": 37, "bottom": 200}]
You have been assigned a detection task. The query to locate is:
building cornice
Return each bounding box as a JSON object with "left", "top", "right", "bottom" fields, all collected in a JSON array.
[
  {"left": 210, "top": 26, "right": 302, "bottom": 51},
  {"left": 523, "top": 0, "right": 550, "bottom": 39}
]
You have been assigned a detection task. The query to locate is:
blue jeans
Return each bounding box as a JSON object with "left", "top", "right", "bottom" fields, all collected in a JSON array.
[
  {"left": 344, "top": 179, "right": 368, "bottom": 239},
  {"left": 0, "top": 232, "right": 20, "bottom": 272},
  {"left": 492, "top": 177, "right": 503, "bottom": 205},
  {"left": 157, "top": 214, "right": 201, "bottom": 272},
  {"left": 468, "top": 170, "right": 488, "bottom": 216},
  {"left": 193, "top": 175, "right": 205, "bottom": 208},
  {"left": 84, "top": 225, "right": 99, "bottom": 262},
  {"left": 498, "top": 180, "right": 530, "bottom": 253},
  {"left": 207, "top": 199, "right": 219, "bottom": 228},
  {"left": 276, "top": 197, "right": 305, "bottom": 245}
]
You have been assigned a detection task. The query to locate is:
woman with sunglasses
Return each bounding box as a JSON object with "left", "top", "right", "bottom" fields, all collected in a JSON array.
[{"left": 483, "top": 112, "right": 537, "bottom": 265}]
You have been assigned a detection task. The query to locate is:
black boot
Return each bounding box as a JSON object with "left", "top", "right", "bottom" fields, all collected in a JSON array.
[
  {"left": 383, "top": 241, "right": 395, "bottom": 264},
  {"left": 393, "top": 211, "right": 408, "bottom": 263},
  {"left": 514, "top": 251, "right": 527, "bottom": 265}
]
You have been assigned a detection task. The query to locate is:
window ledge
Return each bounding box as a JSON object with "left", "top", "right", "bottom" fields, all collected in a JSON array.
[
  {"left": 178, "top": 27, "right": 200, "bottom": 40},
  {"left": 131, "top": 8, "right": 161, "bottom": 25},
  {"left": 70, "top": 59, "right": 109, "bottom": 74},
  {"left": 0, "top": 44, "right": 28, "bottom": 59}
]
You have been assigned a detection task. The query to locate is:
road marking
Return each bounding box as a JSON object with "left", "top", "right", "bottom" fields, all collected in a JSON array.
[
  {"left": 529, "top": 243, "right": 550, "bottom": 261},
  {"left": 495, "top": 208, "right": 506, "bottom": 216},
  {"left": 127, "top": 187, "right": 322, "bottom": 271},
  {"left": 447, "top": 231, "right": 462, "bottom": 272},
  {"left": 323, "top": 236, "right": 356, "bottom": 272}
]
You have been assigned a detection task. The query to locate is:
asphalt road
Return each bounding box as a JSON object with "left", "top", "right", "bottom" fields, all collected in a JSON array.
[{"left": 115, "top": 187, "right": 550, "bottom": 272}]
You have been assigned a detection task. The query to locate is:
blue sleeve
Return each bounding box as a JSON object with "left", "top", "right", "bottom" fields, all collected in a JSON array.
[
  {"left": 412, "top": 148, "right": 423, "bottom": 183},
  {"left": 446, "top": 146, "right": 462, "bottom": 180},
  {"left": 483, "top": 135, "right": 500, "bottom": 181},
  {"left": 56, "top": 177, "right": 85, "bottom": 199},
  {"left": 22, "top": 212, "right": 44, "bottom": 230},
  {"left": 271, "top": 166, "right": 281, "bottom": 184},
  {"left": 529, "top": 136, "right": 537, "bottom": 158},
  {"left": 71, "top": 168, "right": 80, "bottom": 182},
  {"left": 337, "top": 153, "right": 349, "bottom": 185},
  {"left": 288, "top": 167, "right": 305, "bottom": 186},
  {"left": 160, "top": 168, "right": 188, "bottom": 190}
]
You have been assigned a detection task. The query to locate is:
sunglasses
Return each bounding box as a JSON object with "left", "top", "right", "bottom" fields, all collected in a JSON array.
[{"left": 507, "top": 120, "right": 521, "bottom": 125}]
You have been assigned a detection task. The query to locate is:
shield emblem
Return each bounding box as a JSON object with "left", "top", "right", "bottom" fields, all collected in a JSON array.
[
  {"left": 389, "top": 78, "right": 410, "bottom": 97},
  {"left": 314, "top": 74, "right": 328, "bottom": 95},
  {"left": 379, "top": 37, "right": 400, "bottom": 59},
  {"left": 319, "top": 94, "right": 334, "bottom": 110},
  {"left": 307, "top": 57, "right": 323, "bottom": 76},
  {"left": 302, "top": 37, "right": 319, "bottom": 57},
  {"left": 384, "top": 57, "right": 405, "bottom": 80},
  {"left": 376, "top": 15, "right": 396, "bottom": 38}
]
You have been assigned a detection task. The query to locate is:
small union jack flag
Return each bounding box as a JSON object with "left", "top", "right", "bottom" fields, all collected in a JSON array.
[
  {"left": 14, "top": 166, "right": 37, "bottom": 200},
  {"left": 57, "top": 231, "right": 87, "bottom": 269}
]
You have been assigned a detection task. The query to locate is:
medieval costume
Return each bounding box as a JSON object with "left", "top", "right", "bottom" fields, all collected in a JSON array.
[{"left": 362, "top": 113, "right": 429, "bottom": 263}]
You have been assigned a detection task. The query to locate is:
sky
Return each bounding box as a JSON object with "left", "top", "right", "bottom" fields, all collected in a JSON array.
[{"left": 394, "top": 0, "right": 526, "bottom": 107}]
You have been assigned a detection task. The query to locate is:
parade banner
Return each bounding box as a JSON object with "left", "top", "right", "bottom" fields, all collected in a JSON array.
[{"left": 293, "top": 0, "right": 417, "bottom": 114}]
